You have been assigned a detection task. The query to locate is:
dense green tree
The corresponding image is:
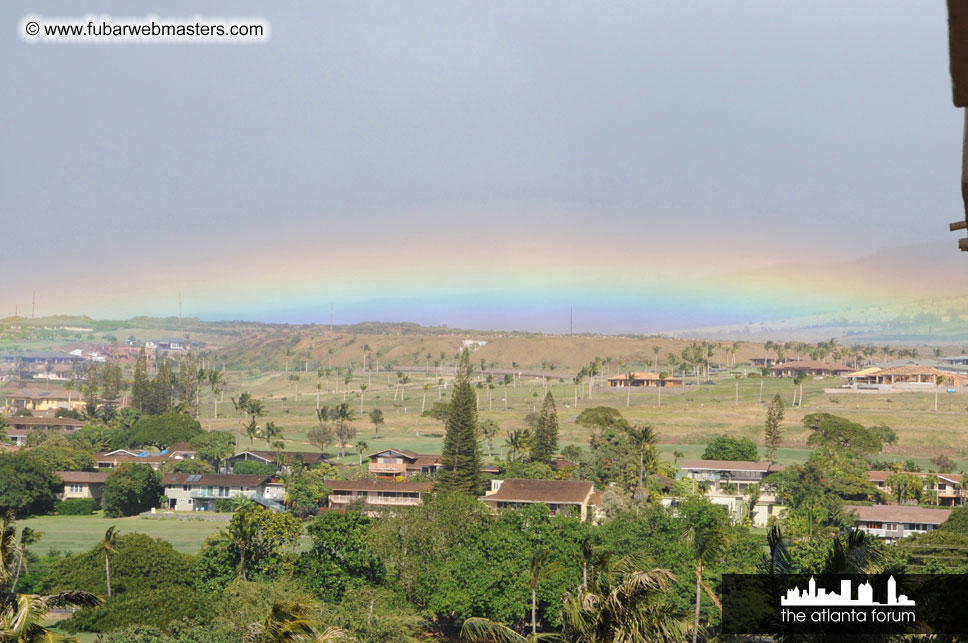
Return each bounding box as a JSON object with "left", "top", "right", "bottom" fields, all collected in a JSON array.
[
  {"left": 188, "top": 431, "right": 236, "bottom": 470},
  {"left": 233, "top": 461, "right": 277, "bottom": 476},
  {"left": 940, "top": 505, "right": 968, "bottom": 534},
  {"left": 283, "top": 467, "right": 331, "bottom": 518},
  {"left": 0, "top": 453, "right": 60, "bottom": 517},
  {"left": 575, "top": 407, "right": 630, "bottom": 435},
  {"left": 764, "top": 393, "right": 784, "bottom": 461},
  {"left": 885, "top": 472, "right": 924, "bottom": 504},
  {"left": 297, "top": 511, "right": 383, "bottom": 602},
  {"left": 129, "top": 412, "right": 204, "bottom": 449},
  {"left": 102, "top": 464, "right": 163, "bottom": 518},
  {"left": 177, "top": 352, "right": 200, "bottom": 418},
  {"left": 529, "top": 392, "right": 559, "bottom": 464},
  {"left": 436, "top": 349, "right": 484, "bottom": 495},
  {"left": 802, "top": 413, "right": 883, "bottom": 456},
  {"left": 23, "top": 444, "right": 95, "bottom": 472},
  {"left": 196, "top": 503, "right": 302, "bottom": 589},
  {"left": 701, "top": 435, "right": 758, "bottom": 462}
]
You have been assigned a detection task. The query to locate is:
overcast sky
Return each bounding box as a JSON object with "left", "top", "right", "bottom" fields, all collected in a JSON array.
[{"left": 2, "top": 1, "right": 965, "bottom": 332}]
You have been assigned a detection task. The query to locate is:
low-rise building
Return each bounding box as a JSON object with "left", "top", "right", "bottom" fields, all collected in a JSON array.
[
  {"left": 6, "top": 416, "right": 85, "bottom": 432},
  {"left": 770, "top": 360, "right": 852, "bottom": 377},
  {"left": 366, "top": 448, "right": 442, "bottom": 479},
  {"left": 2, "top": 388, "right": 85, "bottom": 413},
  {"left": 56, "top": 471, "right": 109, "bottom": 503},
  {"left": 480, "top": 479, "right": 601, "bottom": 521},
  {"left": 846, "top": 504, "right": 951, "bottom": 542},
  {"left": 95, "top": 449, "right": 170, "bottom": 470},
  {"left": 605, "top": 372, "right": 684, "bottom": 388},
  {"left": 324, "top": 479, "right": 433, "bottom": 513},
  {"left": 162, "top": 473, "right": 277, "bottom": 511},
  {"left": 678, "top": 460, "right": 784, "bottom": 495}
]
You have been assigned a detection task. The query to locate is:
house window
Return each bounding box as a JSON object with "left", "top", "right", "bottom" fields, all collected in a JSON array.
[
  {"left": 183, "top": 485, "right": 190, "bottom": 491},
  {"left": 69, "top": 484, "right": 83, "bottom": 493}
]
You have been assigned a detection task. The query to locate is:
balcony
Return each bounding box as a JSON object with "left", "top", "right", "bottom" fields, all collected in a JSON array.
[{"left": 368, "top": 463, "right": 408, "bottom": 475}]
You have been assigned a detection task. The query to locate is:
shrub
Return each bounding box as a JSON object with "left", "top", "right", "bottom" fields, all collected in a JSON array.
[
  {"left": 214, "top": 498, "right": 235, "bottom": 512},
  {"left": 57, "top": 498, "right": 96, "bottom": 515}
]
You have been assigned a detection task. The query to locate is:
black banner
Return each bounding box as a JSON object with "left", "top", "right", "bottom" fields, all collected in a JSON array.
[{"left": 722, "top": 574, "right": 968, "bottom": 638}]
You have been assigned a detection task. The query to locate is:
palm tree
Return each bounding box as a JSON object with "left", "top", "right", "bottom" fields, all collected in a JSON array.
[
  {"left": 262, "top": 422, "right": 283, "bottom": 449},
  {"left": 624, "top": 424, "right": 657, "bottom": 490},
  {"left": 1, "top": 512, "right": 102, "bottom": 642},
  {"left": 505, "top": 430, "right": 532, "bottom": 463},
  {"left": 672, "top": 450, "right": 685, "bottom": 467},
  {"left": 528, "top": 548, "right": 562, "bottom": 636},
  {"left": 562, "top": 554, "right": 688, "bottom": 642},
  {"left": 625, "top": 371, "right": 634, "bottom": 408},
  {"left": 355, "top": 441, "right": 368, "bottom": 466},
  {"left": 208, "top": 367, "right": 225, "bottom": 419},
  {"left": 102, "top": 526, "right": 118, "bottom": 598},
  {"left": 461, "top": 618, "right": 562, "bottom": 642},
  {"left": 9, "top": 527, "right": 42, "bottom": 593},
  {"left": 244, "top": 600, "right": 347, "bottom": 643},
  {"left": 688, "top": 525, "right": 725, "bottom": 643},
  {"left": 359, "top": 383, "right": 367, "bottom": 414}
]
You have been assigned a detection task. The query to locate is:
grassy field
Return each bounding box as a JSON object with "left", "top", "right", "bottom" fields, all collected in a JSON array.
[
  {"left": 201, "top": 368, "right": 968, "bottom": 471},
  {"left": 17, "top": 512, "right": 228, "bottom": 555}
]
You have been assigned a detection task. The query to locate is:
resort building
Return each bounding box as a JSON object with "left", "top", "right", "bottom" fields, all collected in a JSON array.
[{"left": 867, "top": 471, "right": 966, "bottom": 507}]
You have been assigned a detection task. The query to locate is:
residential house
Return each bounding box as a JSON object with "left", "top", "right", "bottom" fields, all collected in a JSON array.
[
  {"left": 480, "top": 479, "right": 601, "bottom": 522},
  {"left": 162, "top": 473, "right": 280, "bottom": 511},
  {"left": 769, "top": 360, "right": 853, "bottom": 377},
  {"left": 846, "top": 504, "right": 951, "bottom": 542},
  {"left": 678, "top": 460, "right": 784, "bottom": 495},
  {"left": 2, "top": 388, "right": 85, "bottom": 413},
  {"left": 366, "top": 448, "right": 442, "bottom": 479},
  {"left": 56, "top": 471, "right": 109, "bottom": 503},
  {"left": 324, "top": 479, "right": 433, "bottom": 513},
  {"left": 867, "top": 471, "right": 966, "bottom": 507},
  {"left": 225, "top": 450, "right": 330, "bottom": 472},
  {"left": 605, "top": 372, "right": 683, "bottom": 388}
]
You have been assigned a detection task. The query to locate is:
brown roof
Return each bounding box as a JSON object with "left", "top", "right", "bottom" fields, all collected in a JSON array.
[
  {"left": 5, "top": 416, "right": 85, "bottom": 427},
  {"left": 680, "top": 459, "right": 783, "bottom": 473},
  {"left": 482, "top": 479, "right": 595, "bottom": 504},
  {"left": 56, "top": 471, "right": 110, "bottom": 484},
  {"left": 163, "top": 473, "right": 270, "bottom": 487},
  {"left": 769, "top": 360, "right": 852, "bottom": 372},
  {"left": 846, "top": 504, "right": 952, "bottom": 524},
  {"left": 324, "top": 479, "right": 433, "bottom": 493},
  {"left": 232, "top": 450, "right": 329, "bottom": 464}
]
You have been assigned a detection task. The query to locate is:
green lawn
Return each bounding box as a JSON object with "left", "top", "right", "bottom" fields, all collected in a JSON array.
[{"left": 18, "top": 512, "right": 227, "bottom": 555}]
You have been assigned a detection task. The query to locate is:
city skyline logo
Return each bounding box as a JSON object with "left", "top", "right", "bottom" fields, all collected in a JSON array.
[{"left": 781, "top": 575, "right": 915, "bottom": 607}]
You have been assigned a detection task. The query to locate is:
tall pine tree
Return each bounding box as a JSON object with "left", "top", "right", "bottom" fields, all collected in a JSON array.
[
  {"left": 530, "top": 391, "right": 559, "bottom": 463},
  {"left": 82, "top": 362, "right": 100, "bottom": 416},
  {"left": 132, "top": 347, "right": 149, "bottom": 411},
  {"left": 178, "top": 352, "right": 199, "bottom": 418},
  {"left": 147, "top": 358, "right": 173, "bottom": 415},
  {"left": 764, "top": 393, "right": 784, "bottom": 462},
  {"left": 436, "top": 348, "right": 484, "bottom": 495},
  {"left": 100, "top": 361, "right": 123, "bottom": 413}
]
